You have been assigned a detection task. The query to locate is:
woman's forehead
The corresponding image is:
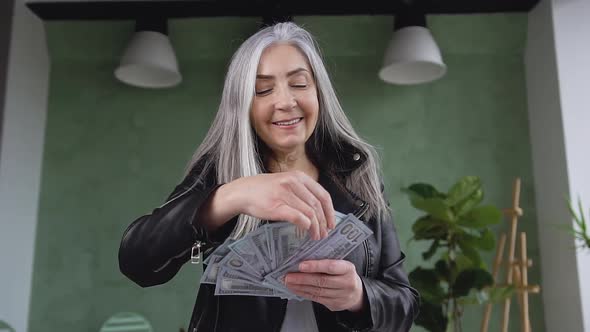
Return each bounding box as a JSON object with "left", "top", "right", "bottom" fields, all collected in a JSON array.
[{"left": 256, "top": 43, "right": 312, "bottom": 75}]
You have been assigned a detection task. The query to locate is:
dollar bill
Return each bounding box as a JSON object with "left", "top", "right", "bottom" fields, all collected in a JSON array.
[
  {"left": 207, "top": 210, "right": 367, "bottom": 299},
  {"left": 228, "top": 235, "right": 267, "bottom": 275},
  {"left": 214, "top": 265, "right": 297, "bottom": 299},
  {"left": 275, "top": 210, "right": 349, "bottom": 267},
  {"left": 249, "top": 230, "right": 273, "bottom": 274},
  {"left": 214, "top": 267, "right": 276, "bottom": 297},
  {"left": 218, "top": 252, "right": 263, "bottom": 282},
  {"left": 265, "top": 214, "right": 373, "bottom": 286},
  {"left": 265, "top": 226, "right": 277, "bottom": 270},
  {"left": 203, "top": 238, "right": 234, "bottom": 265},
  {"left": 200, "top": 254, "right": 226, "bottom": 284},
  {"left": 334, "top": 210, "right": 347, "bottom": 225},
  {"left": 267, "top": 222, "right": 311, "bottom": 267},
  {"left": 201, "top": 239, "right": 236, "bottom": 284}
]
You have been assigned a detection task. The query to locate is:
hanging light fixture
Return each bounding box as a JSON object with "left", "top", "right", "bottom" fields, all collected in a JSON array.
[
  {"left": 378, "top": 6, "right": 446, "bottom": 85},
  {"left": 115, "top": 17, "right": 182, "bottom": 88}
]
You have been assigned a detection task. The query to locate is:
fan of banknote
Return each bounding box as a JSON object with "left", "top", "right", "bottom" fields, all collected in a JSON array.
[{"left": 200, "top": 211, "right": 373, "bottom": 299}]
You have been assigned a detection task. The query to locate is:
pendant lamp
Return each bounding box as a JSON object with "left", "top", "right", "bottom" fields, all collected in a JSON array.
[
  {"left": 115, "top": 18, "right": 182, "bottom": 88},
  {"left": 379, "top": 9, "right": 446, "bottom": 85}
]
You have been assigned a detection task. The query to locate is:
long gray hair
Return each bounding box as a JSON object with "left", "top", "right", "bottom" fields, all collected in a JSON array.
[{"left": 184, "top": 21, "right": 390, "bottom": 239}]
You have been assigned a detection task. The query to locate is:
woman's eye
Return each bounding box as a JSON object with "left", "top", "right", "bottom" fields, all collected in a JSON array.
[
  {"left": 255, "top": 89, "right": 272, "bottom": 96},
  {"left": 292, "top": 84, "right": 307, "bottom": 88}
]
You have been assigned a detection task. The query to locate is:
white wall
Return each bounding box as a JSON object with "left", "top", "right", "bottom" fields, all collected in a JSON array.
[
  {"left": 0, "top": 0, "right": 49, "bottom": 331},
  {"left": 551, "top": 0, "right": 590, "bottom": 329},
  {"left": 526, "top": 0, "right": 590, "bottom": 330}
]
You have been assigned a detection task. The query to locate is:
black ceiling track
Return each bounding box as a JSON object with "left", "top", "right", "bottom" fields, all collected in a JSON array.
[{"left": 27, "top": 0, "right": 540, "bottom": 21}]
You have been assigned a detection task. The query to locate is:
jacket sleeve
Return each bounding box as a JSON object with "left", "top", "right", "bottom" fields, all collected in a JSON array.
[
  {"left": 337, "top": 184, "right": 420, "bottom": 332},
  {"left": 360, "top": 216, "right": 420, "bottom": 331},
  {"left": 118, "top": 159, "right": 225, "bottom": 287}
]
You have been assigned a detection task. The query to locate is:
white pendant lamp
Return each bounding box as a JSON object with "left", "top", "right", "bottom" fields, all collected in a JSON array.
[
  {"left": 115, "top": 18, "right": 182, "bottom": 88},
  {"left": 379, "top": 10, "right": 446, "bottom": 85}
]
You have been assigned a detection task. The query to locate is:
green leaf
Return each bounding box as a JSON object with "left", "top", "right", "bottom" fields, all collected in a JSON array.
[
  {"left": 459, "top": 230, "right": 495, "bottom": 251},
  {"left": 459, "top": 205, "right": 502, "bottom": 228},
  {"left": 414, "top": 301, "right": 448, "bottom": 332},
  {"left": 434, "top": 259, "right": 450, "bottom": 282},
  {"left": 457, "top": 289, "right": 489, "bottom": 305},
  {"left": 487, "top": 285, "right": 515, "bottom": 303},
  {"left": 414, "top": 198, "right": 456, "bottom": 222},
  {"left": 446, "top": 176, "right": 482, "bottom": 206},
  {"left": 457, "top": 285, "right": 515, "bottom": 306},
  {"left": 577, "top": 197, "right": 587, "bottom": 231},
  {"left": 458, "top": 239, "right": 483, "bottom": 268},
  {"left": 476, "top": 229, "right": 496, "bottom": 251},
  {"left": 409, "top": 267, "right": 446, "bottom": 303},
  {"left": 0, "top": 321, "right": 15, "bottom": 332},
  {"left": 453, "top": 189, "right": 484, "bottom": 217},
  {"left": 422, "top": 240, "right": 440, "bottom": 261},
  {"left": 403, "top": 183, "right": 445, "bottom": 199},
  {"left": 567, "top": 196, "right": 587, "bottom": 232},
  {"left": 563, "top": 196, "right": 590, "bottom": 250},
  {"left": 403, "top": 183, "right": 454, "bottom": 221},
  {"left": 412, "top": 216, "right": 449, "bottom": 240},
  {"left": 452, "top": 268, "right": 494, "bottom": 297},
  {"left": 449, "top": 253, "right": 478, "bottom": 283},
  {"left": 573, "top": 197, "right": 588, "bottom": 234}
]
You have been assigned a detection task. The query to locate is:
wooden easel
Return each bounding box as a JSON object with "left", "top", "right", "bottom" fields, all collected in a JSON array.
[{"left": 480, "top": 178, "right": 540, "bottom": 332}]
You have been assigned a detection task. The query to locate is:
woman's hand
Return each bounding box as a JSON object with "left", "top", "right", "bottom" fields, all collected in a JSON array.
[
  {"left": 284, "top": 259, "right": 365, "bottom": 312},
  {"left": 231, "top": 171, "right": 335, "bottom": 240}
]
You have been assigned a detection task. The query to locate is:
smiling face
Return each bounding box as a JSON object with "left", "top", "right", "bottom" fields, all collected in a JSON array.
[{"left": 250, "top": 43, "right": 319, "bottom": 157}]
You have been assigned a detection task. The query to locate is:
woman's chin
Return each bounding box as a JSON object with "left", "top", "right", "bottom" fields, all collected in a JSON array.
[{"left": 269, "top": 140, "right": 307, "bottom": 153}]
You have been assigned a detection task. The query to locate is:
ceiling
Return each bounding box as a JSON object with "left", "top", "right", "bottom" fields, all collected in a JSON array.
[{"left": 27, "top": 0, "right": 540, "bottom": 20}]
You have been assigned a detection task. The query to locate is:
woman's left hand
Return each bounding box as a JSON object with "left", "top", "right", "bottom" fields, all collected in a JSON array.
[{"left": 284, "top": 259, "right": 364, "bottom": 312}]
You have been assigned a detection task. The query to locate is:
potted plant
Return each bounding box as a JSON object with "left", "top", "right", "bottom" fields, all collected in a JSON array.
[
  {"left": 402, "top": 176, "right": 511, "bottom": 332},
  {"left": 564, "top": 196, "right": 590, "bottom": 251},
  {"left": 0, "top": 320, "right": 15, "bottom": 332}
]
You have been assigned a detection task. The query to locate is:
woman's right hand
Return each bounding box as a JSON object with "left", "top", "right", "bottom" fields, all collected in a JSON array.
[{"left": 229, "top": 171, "right": 336, "bottom": 240}]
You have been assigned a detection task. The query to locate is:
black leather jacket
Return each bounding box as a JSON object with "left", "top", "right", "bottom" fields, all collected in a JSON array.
[{"left": 118, "top": 148, "right": 420, "bottom": 332}]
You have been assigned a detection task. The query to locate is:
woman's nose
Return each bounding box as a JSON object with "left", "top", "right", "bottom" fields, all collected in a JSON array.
[{"left": 274, "top": 85, "right": 297, "bottom": 110}]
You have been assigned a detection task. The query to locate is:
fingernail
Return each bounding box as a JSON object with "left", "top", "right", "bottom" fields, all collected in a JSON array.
[{"left": 299, "top": 262, "right": 309, "bottom": 271}]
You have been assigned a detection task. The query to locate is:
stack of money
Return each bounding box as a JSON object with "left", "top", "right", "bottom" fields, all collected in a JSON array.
[{"left": 200, "top": 211, "right": 373, "bottom": 299}]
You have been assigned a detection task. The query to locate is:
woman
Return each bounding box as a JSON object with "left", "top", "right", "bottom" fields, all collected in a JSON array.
[{"left": 119, "top": 22, "right": 419, "bottom": 332}]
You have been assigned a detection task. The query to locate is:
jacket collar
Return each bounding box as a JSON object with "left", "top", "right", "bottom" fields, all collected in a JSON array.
[
  {"left": 318, "top": 168, "right": 367, "bottom": 217},
  {"left": 309, "top": 140, "right": 368, "bottom": 216},
  {"left": 313, "top": 140, "right": 367, "bottom": 175}
]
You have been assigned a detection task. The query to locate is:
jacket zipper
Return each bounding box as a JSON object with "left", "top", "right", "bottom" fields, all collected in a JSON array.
[
  {"left": 362, "top": 241, "right": 370, "bottom": 278},
  {"left": 353, "top": 202, "right": 370, "bottom": 278}
]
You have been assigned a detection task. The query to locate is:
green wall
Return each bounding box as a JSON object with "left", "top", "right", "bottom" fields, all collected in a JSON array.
[{"left": 29, "top": 15, "right": 545, "bottom": 332}]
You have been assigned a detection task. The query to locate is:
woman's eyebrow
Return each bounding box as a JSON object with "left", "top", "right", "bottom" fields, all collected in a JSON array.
[{"left": 256, "top": 68, "right": 309, "bottom": 80}]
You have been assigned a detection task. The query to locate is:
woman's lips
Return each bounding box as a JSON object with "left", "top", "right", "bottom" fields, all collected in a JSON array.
[{"left": 272, "top": 117, "right": 303, "bottom": 128}]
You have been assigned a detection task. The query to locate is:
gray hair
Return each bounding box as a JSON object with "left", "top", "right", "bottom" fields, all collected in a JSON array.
[{"left": 184, "top": 22, "right": 390, "bottom": 239}]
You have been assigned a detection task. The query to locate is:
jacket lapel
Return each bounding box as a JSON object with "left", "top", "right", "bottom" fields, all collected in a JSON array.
[{"left": 318, "top": 170, "right": 361, "bottom": 216}]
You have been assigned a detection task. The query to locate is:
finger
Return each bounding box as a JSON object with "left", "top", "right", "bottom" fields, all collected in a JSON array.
[
  {"left": 285, "top": 272, "right": 349, "bottom": 289},
  {"left": 275, "top": 204, "right": 312, "bottom": 232},
  {"left": 287, "top": 284, "right": 341, "bottom": 299},
  {"left": 299, "top": 259, "right": 355, "bottom": 275},
  {"left": 299, "top": 175, "right": 336, "bottom": 231},
  {"left": 282, "top": 193, "right": 320, "bottom": 240},
  {"left": 285, "top": 186, "right": 321, "bottom": 240},
  {"left": 288, "top": 179, "right": 328, "bottom": 239}
]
